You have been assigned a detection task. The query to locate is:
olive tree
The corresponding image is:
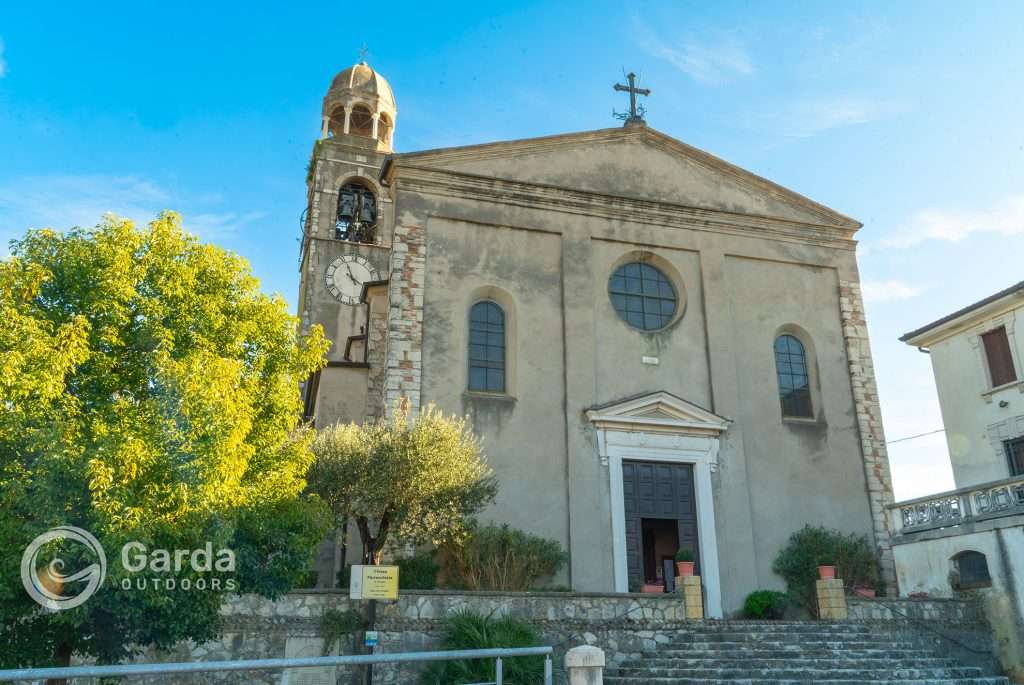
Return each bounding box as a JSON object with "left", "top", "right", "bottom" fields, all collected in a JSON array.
[{"left": 308, "top": 405, "right": 497, "bottom": 566}]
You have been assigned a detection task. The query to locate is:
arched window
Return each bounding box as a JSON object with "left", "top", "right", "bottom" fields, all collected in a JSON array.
[
  {"left": 468, "top": 301, "right": 505, "bottom": 393},
  {"left": 336, "top": 182, "right": 377, "bottom": 243},
  {"left": 349, "top": 105, "right": 373, "bottom": 136},
  {"left": 377, "top": 113, "right": 392, "bottom": 146},
  {"left": 953, "top": 551, "right": 991, "bottom": 589},
  {"left": 327, "top": 107, "right": 345, "bottom": 138},
  {"left": 774, "top": 334, "right": 812, "bottom": 418}
]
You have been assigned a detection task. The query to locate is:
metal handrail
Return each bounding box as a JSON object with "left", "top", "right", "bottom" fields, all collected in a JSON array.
[{"left": 0, "top": 646, "right": 555, "bottom": 684}]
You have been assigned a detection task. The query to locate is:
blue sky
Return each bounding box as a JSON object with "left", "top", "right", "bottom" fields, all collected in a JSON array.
[{"left": 1, "top": 2, "right": 1022, "bottom": 499}]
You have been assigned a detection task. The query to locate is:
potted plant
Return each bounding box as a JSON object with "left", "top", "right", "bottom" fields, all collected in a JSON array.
[
  {"left": 675, "top": 548, "right": 696, "bottom": 577},
  {"left": 816, "top": 555, "right": 836, "bottom": 580}
]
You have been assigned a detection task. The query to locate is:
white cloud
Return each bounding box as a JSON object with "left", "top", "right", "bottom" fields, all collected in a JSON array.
[
  {"left": 0, "top": 174, "right": 261, "bottom": 253},
  {"left": 766, "top": 95, "right": 909, "bottom": 138},
  {"left": 883, "top": 194, "right": 1024, "bottom": 249},
  {"left": 634, "top": 19, "right": 753, "bottom": 86},
  {"left": 0, "top": 38, "right": 6, "bottom": 78},
  {"left": 189, "top": 211, "right": 267, "bottom": 236},
  {"left": 655, "top": 40, "right": 753, "bottom": 86},
  {"left": 861, "top": 279, "right": 925, "bottom": 303}
]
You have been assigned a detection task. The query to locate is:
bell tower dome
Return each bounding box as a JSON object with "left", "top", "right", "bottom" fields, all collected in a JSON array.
[{"left": 320, "top": 61, "right": 397, "bottom": 152}]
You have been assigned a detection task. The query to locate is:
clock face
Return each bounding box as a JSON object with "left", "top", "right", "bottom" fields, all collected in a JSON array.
[{"left": 325, "top": 254, "right": 380, "bottom": 305}]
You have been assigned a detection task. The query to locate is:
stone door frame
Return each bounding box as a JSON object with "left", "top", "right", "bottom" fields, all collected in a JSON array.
[{"left": 587, "top": 391, "right": 728, "bottom": 618}]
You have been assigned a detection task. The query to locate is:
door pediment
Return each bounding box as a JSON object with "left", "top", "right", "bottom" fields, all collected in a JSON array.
[{"left": 585, "top": 391, "right": 729, "bottom": 435}]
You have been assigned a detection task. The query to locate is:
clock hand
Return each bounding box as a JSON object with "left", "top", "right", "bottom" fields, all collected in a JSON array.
[{"left": 345, "top": 263, "right": 358, "bottom": 283}]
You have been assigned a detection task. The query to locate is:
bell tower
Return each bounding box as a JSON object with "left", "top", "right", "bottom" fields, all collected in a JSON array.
[{"left": 297, "top": 61, "right": 398, "bottom": 432}]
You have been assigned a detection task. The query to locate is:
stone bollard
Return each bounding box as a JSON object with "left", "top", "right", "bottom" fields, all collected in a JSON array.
[
  {"left": 679, "top": 575, "right": 704, "bottom": 619},
  {"left": 565, "top": 645, "right": 605, "bottom": 685},
  {"left": 816, "top": 577, "right": 847, "bottom": 619}
]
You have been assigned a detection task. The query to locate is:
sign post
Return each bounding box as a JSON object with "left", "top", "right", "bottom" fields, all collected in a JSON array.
[
  {"left": 348, "top": 565, "right": 399, "bottom": 600},
  {"left": 348, "top": 565, "right": 399, "bottom": 685}
]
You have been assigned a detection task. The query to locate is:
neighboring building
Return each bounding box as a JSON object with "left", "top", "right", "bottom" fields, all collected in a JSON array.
[
  {"left": 893, "top": 282, "right": 1024, "bottom": 680},
  {"left": 297, "top": 61, "right": 897, "bottom": 616},
  {"left": 901, "top": 281, "right": 1024, "bottom": 486}
]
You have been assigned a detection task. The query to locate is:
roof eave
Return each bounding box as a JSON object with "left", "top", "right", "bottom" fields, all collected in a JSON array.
[{"left": 900, "top": 281, "right": 1024, "bottom": 346}]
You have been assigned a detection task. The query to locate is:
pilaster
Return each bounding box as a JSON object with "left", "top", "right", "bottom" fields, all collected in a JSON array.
[
  {"left": 839, "top": 280, "right": 898, "bottom": 595},
  {"left": 382, "top": 219, "right": 426, "bottom": 417}
]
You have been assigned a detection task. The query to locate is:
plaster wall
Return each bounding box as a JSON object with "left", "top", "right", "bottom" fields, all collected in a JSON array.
[
  {"left": 925, "top": 302, "right": 1024, "bottom": 487},
  {"left": 315, "top": 366, "right": 368, "bottom": 427},
  {"left": 392, "top": 140, "right": 879, "bottom": 612},
  {"left": 725, "top": 256, "right": 876, "bottom": 591},
  {"left": 893, "top": 524, "right": 1024, "bottom": 681},
  {"left": 420, "top": 216, "right": 570, "bottom": 561}
]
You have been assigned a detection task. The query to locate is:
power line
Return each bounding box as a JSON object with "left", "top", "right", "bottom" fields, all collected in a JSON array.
[{"left": 886, "top": 428, "right": 945, "bottom": 445}]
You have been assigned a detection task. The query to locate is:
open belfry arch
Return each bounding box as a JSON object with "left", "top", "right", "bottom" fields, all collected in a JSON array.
[{"left": 297, "top": 60, "right": 898, "bottom": 606}]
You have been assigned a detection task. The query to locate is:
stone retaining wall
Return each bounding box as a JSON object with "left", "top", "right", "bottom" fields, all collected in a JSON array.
[{"left": 132, "top": 591, "right": 992, "bottom": 685}]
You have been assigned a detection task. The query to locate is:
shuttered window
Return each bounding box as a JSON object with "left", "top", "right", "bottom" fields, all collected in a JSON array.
[{"left": 982, "top": 326, "right": 1017, "bottom": 387}]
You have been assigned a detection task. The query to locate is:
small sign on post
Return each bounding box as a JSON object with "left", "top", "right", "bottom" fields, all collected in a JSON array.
[
  {"left": 348, "top": 565, "right": 399, "bottom": 600},
  {"left": 363, "top": 630, "right": 379, "bottom": 647}
]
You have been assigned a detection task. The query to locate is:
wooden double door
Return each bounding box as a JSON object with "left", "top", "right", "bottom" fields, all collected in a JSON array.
[{"left": 622, "top": 460, "right": 700, "bottom": 589}]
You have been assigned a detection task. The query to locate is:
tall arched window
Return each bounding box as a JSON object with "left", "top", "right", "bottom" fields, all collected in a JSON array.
[
  {"left": 774, "top": 334, "right": 812, "bottom": 418},
  {"left": 469, "top": 301, "right": 505, "bottom": 393}
]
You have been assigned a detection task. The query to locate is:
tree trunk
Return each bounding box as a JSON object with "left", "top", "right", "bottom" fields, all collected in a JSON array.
[
  {"left": 355, "top": 513, "right": 390, "bottom": 566},
  {"left": 353, "top": 513, "right": 389, "bottom": 685},
  {"left": 45, "top": 641, "right": 72, "bottom": 685}
]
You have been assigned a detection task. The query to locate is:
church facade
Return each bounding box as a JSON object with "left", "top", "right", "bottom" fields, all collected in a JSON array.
[{"left": 297, "top": 61, "right": 897, "bottom": 616}]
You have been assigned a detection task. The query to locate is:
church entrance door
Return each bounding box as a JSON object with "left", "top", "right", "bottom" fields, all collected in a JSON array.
[{"left": 622, "top": 460, "right": 700, "bottom": 592}]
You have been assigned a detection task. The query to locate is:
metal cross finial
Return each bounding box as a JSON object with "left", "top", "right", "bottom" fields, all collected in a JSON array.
[
  {"left": 358, "top": 44, "right": 370, "bottom": 64},
  {"left": 613, "top": 71, "right": 651, "bottom": 126}
]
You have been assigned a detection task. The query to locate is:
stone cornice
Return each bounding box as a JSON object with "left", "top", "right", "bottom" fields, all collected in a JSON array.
[
  {"left": 390, "top": 164, "right": 858, "bottom": 251},
  {"left": 381, "top": 126, "right": 862, "bottom": 231}
]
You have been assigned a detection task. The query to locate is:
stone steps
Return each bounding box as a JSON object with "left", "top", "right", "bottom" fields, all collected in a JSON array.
[
  {"left": 602, "top": 675, "right": 1011, "bottom": 679},
  {"left": 632, "top": 657, "right": 961, "bottom": 668},
  {"left": 612, "top": 667, "right": 985, "bottom": 679},
  {"left": 603, "top": 621, "right": 1009, "bottom": 685}
]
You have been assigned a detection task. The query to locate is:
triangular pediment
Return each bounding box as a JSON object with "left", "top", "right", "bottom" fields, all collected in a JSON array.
[
  {"left": 585, "top": 391, "right": 730, "bottom": 435},
  {"left": 384, "top": 127, "right": 860, "bottom": 231}
]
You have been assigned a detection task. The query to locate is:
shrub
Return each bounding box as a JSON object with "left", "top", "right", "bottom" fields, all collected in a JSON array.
[
  {"left": 420, "top": 609, "right": 544, "bottom": 685},
  {"left": 439, "top": 523, "right": 567, "bottom": 591},
  {"left": 675, "top": 548, "right": 695, "bottom": 562},
  {"left": 743, "top": 590, "right": 788, "bottom": 619},
  {"left": 772, "top": 525, "right": 879, "bottom": 615},
  {"left": 295, "top": 569, "right": 320, "bottom": 589},
  {"left": 398, "top": 552, "right": 440, "bottom": 590},
  {"left": 320, "top": 609, "right": 366, "bottom": 655}
]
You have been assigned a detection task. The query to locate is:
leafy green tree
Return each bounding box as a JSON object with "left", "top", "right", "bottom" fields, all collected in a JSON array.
[
  {"left": 0, "top": 213, "right": 331, "bottom": 670},
  {"left": 308, "top": 405, "right": 497, "bottom": 566}
]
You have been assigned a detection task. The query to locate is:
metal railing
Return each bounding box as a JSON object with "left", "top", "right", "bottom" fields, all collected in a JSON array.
[
  {"left": 0, "top": 647, "right": 555, "bottom": 685},
  {"left": 889, "top": 474, "right": 1024, "bottom": 535}
]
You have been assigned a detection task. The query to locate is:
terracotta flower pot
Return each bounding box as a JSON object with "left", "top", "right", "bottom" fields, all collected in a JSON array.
[
  {"left": 817, "top": 565, "right": 836, "bottom": 580},
  {"left": 640, "top": 583, "right": 664, "bottom": 593},
  {"left": 676, "top": 561, "right": 696, "bottom": 577},
  {"left": 854, "top": 586, "right": 876, "bottom": 598}
]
